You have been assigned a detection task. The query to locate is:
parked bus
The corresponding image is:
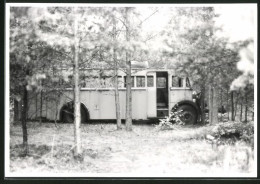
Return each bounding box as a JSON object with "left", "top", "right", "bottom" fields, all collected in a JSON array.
[{"left": 26, "top": 68, "right": 200, "bottom": 124}]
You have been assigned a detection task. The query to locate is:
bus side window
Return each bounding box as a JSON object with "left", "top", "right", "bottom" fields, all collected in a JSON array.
[
  {"left": 136, "top": 76, "right": 145, "bottom": 87},
  {"left": 124, "top": 76, "right": 135, "bottom": 87},
  {"left": 172, "top": 76, "right": 178, "bottom": 87},
  {"left": 101, "top": 77, "right": 106, "bottom": 87},
  {"left": 172, "top": 76, "right": 183, "bottom": 87},
  {"left": 186, "top": 77, "right": 191, "bottom": 88},
  {"left": 103, "top": 77, "right": 114, "bottom": 88},
  {"left": 67, "top": 75, "right": 73, "bottom": 87},
  {"left": 117, "top": 76, "right": 123, "bottom": 88},
  {"left": 147, "top": 76, "right": 154, "bottom": 87},
  {"left": 80, "top": 75, "right": 86, "bottom": 87},
  {"left": 178, "top": 78, "right": 183, "bottom": 87}
]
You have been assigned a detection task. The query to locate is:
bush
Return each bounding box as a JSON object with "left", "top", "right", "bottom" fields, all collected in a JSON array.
[
  {"left": 211, "top": 121, "right": 254, "bottom": 147},
  {"left": 155, "top": 109, "right": 184, "bottom": 131}
]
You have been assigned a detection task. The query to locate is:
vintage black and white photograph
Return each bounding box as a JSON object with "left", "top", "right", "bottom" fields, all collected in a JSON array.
[{"left": 5, "top": 3, "right": 257, "bottom": 177}]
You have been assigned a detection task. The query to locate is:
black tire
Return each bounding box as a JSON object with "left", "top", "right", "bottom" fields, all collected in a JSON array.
[
  {"left": 176, "top": 104, "right": 198, "bottom": 125},
  {"left": 61, "top": 103, "right": 88, "bottom": 123}
]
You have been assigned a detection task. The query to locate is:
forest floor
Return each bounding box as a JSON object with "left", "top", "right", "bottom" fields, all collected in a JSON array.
[{"left": 8, "top": 121, "right": 255, "bottom": 177}]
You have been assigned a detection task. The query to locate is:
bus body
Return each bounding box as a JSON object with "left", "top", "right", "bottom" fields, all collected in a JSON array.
[{"left": 27, "top": 69, "right": 199, "bottom": 124}]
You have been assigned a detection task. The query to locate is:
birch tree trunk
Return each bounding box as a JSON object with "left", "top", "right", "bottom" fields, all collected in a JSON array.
[
  {"left": 125, "top": 7, "right": 132, "bottom": 131},
  {"left": 251, "top": 110, "right": 254, "bottom": 121},
  {"left": 209, "top": 85, "right": 213, "bottom": 124},
  {"left": 21, "top": 84, "right": 29, "bottom": 156},
  {"left": 45, "top": 97, "right": 48, "bottom": 118},
  {"left": 240, "top": 99, "right": 243, "bottom": 122},
  {"left": 73, "top": 7, "right": 82, "bottom": 159},
  {"left": 212, "top": 86, "right": 218, "bottom": 124},
  {"left": 40, "top": 81, "right": 43, "bottom": 124},
  {"left": 231, "top": 91, "right": 235, "bottom": 121},
  {"left": 234, "top": 91, "right": 239, "bottom": 119},
  {"left": 245, "top": 88, "right": 248, "bottom": 123},
  {"left": 54, "top": 93, "right": 59, "bottom": 127},
  {"left": 35, "top": 93, "right": 38, "bottom": 120},
  {"left": 14, "top": 99, "right": 19, "bottom": 121},
  {"left": 200, "top": 84, "right": 206, "bottom": 124},
  {"left": 226, "top": 89, "right": 229, "bottom": 121},
  {"left": 113, "top": 12, "right": 122, "bottom": 130},
  {"left": 209, "top": 85, "right": 218, "bottom": 124},
  {"left": 220, "top": 88, "right": 223, "bottom": 122}
]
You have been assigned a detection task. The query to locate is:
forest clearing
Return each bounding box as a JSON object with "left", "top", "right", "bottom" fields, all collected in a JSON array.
[
  {"left": 9, "top": 119, "right": 254, "bottom": 176},
  {"left": 7, "top": 4, "right": 256, "bottom": 178}
]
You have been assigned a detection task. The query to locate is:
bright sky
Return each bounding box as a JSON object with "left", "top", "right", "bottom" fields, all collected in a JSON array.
[
  {"left": 136, "top": 4, "right": 257, "bottom": 43},
  {"left": 214, "top": 4, "right": 256, "bottom": 42}
]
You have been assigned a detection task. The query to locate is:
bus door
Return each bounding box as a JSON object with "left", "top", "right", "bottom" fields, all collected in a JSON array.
[
  {"left": 156, "top": 72, "right": 169, "bottom": 117},
  {"left": 146, "top": 72, "right": 156, "bottom": 118}
]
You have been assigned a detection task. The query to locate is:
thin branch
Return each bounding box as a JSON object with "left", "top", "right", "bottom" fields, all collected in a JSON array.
[
  {"left": 115, "top": 16, "right": 127, "bottom": 28},
  {"left": 138, "top": 8, "right": 159, "bottom": 26}
]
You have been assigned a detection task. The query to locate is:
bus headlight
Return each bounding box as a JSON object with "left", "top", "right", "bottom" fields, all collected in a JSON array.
[{"left": 192, "top": 91, "right": 197, "bottom": 100}]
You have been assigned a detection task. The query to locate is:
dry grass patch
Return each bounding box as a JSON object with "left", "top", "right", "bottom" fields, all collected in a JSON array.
[{"left": 9, "top": 122, "right": 255, "bottom": 176}]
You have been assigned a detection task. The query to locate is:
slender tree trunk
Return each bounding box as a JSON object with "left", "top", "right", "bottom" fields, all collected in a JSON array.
[
  {"left": 212, "top": 86, "right": 218, "bottom": 124},
  {"left": 14, "top": 99, "right": 19, "bottom": 121},
  {"left": 240, "top": 98, "right": 243, "bottom": 122},
  {"left": 125, "top": 7, "right": 132, "bottom": 131},
  {"left": 200, "top": 84, "right": 206, "bottom": 124},
  {"left": 245, "top": 88, "right": 248, "bottom": 123},
  {"left": 226, "top": 89, "right": 229, "bottom": 121},
  {"left": 113, "top": 13, "right": 122, "bottom": 130},
  {"left": 234, "top": 91, "right": 239, "bottom": 120},
  {"left": 54, "top": 97, "right": 58, "bottom": 127},
  {"left": 231, "top": 91, "right": 235, "bottom": 121},
  {"left": 45, "top": 97, "right": 48, "bottom": 119},
  {"left": 220, "top": 88, "right": 223, "bottom": 122},
  {"left": 21, "top": 85, "right": 29, "bottom": 156},
  {"left": 114, "top": 70, "right": 122, "bottom": 130},
  {"left": 40, "top": 86, "right": 43, "bottom": 124},
  {"left": 73, "top": 7, "right": 82, "bottom": 159},
  {"left": 35, "top": 93, "right": 38, "bottom": 119},
  {"left": 209, "top": 85, "right": 213, "bottom": 124},
  {"left": 209, "top": 85, "right": 218, "bottom": 124}
]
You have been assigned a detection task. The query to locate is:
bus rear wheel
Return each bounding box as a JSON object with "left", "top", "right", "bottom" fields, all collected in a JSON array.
[
  {"left": 60, "top": 102, "right": 89, "bottom": 123},
  {"left": 176, "top": 104, "right": 198, "bottom": 125}
]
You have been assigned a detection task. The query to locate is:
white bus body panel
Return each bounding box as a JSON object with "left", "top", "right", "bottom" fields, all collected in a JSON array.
[
  {"left": 28, "top": 88, "right": 149, "bottom": 120},
  {"left": 80, "top": 89, "right": 148, "bottom": 120},
  {"left": 146, "top": 72, "right": 156, "bottom": 118}
]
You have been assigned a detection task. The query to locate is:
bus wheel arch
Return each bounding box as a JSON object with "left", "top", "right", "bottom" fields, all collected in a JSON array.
[
  {"left": 60, "top": 101, "right": 90, "bottom": 123},
  {"left": 171, "top": 100, "right": 199, "bottom": 125}
]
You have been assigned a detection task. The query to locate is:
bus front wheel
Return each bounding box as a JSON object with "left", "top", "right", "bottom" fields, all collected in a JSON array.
[{"left": 176, "top": 104, "right": 198, "bottom": 125}]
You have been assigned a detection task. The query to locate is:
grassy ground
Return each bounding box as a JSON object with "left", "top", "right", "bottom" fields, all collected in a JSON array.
[{"left": 9, "top": 122, "right": 255, "bottom": 176}]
